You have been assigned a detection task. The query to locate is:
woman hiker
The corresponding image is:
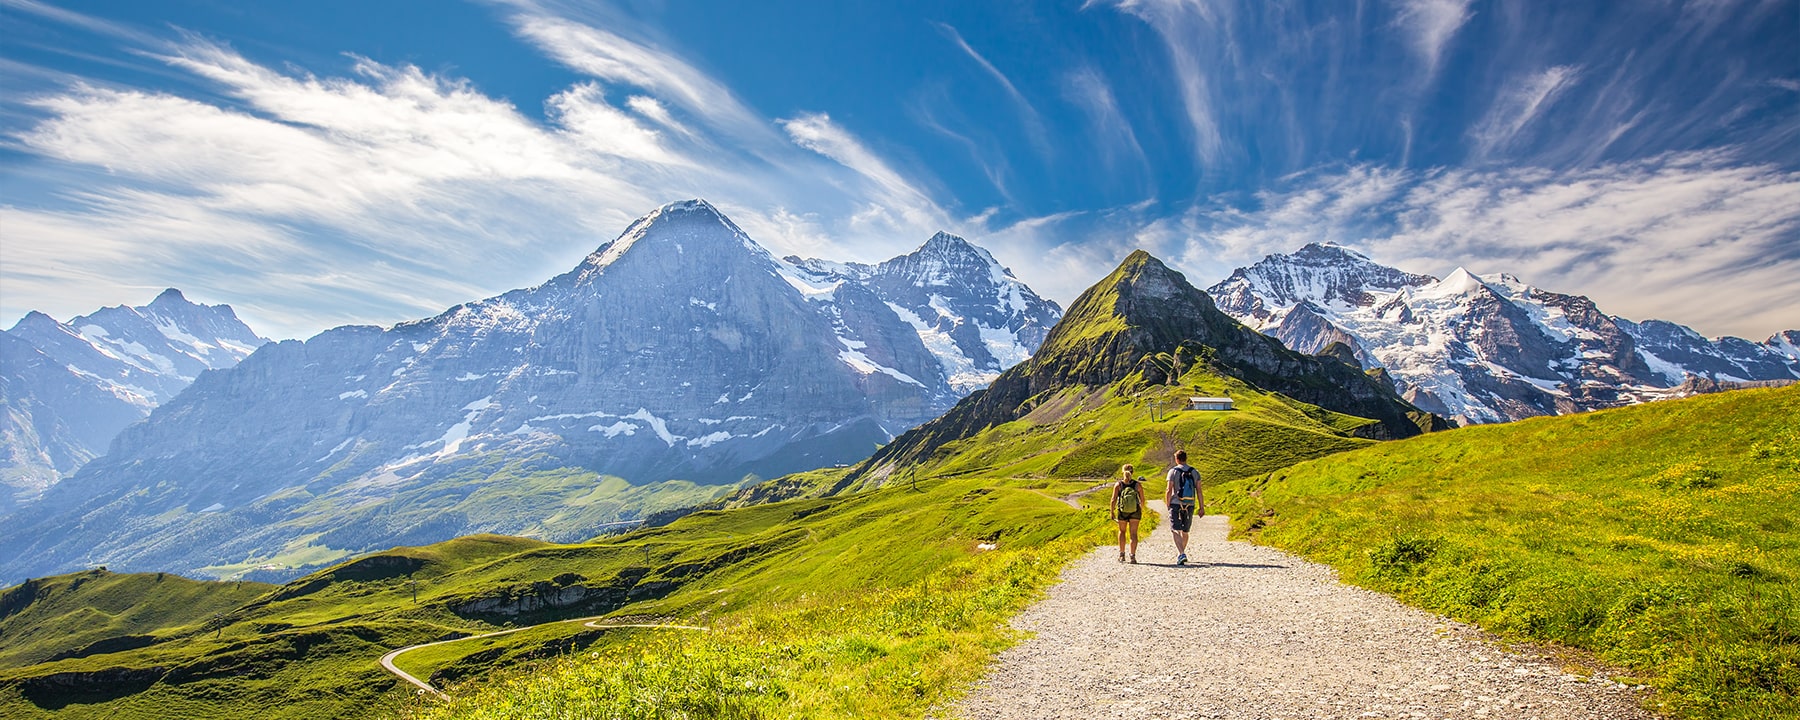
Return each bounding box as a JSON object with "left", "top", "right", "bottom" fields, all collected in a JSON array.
[{"left": 1111, "top": 464, "right": 1145, "bottom": 564}]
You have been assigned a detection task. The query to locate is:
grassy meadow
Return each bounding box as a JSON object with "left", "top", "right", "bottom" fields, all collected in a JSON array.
[{"left": 1214, "top": 385, "right": 1800, "bottom": 719}]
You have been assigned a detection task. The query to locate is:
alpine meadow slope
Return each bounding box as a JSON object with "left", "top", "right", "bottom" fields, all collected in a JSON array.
[
  {"left": 1215, "top": 385, "right": 1800, "bottom": 720},
  {"left": 0, "top": 200, "right": 1060, "bottom": 586}
]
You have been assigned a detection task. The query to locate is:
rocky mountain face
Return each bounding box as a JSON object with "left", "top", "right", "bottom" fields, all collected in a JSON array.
[
  {"left": 856, "top": 250, "right": 1447, "bottom": 479},
  {"left": 1208, "top": 243, "right": 1800, "bottom": 424},
  {"left": 787, "top": 231, "right": 1062, "bottom": 396},
  {"left": 0, "top": 200, "right": 1061, "bottom": 584},
  {"left": 0, "top": 290, "right": 266, "bottom": 510}
]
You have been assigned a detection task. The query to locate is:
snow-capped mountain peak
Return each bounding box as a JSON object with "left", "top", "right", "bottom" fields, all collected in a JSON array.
[
  {"left": 791, "top": 232, "right": 1063, "bottom": 395},
  {"left": 1420, "top": 267, "right": 1490, "bottom": 300},
  {"left": 1211, "top": 242, "right": 1436, "bottom": 326},
  {"left": 581, "top": 198, "right": 763, "bottom": 276},
  {"left": 1206, "top": 244, "right": 1800, "bottom": 425},
  {"left": 1, "top": 290, "right": 268, "bottom": 509}
]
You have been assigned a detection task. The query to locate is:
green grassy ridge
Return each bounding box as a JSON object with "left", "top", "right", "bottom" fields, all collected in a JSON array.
[
  {"left": 1214, "top": 385, "right": 1800, "bottom": 719},
  {"left": 0, "top": 473, "right": 1115, "bottom": 720},
  {"left": 400, "top": 526, "right": 1109, "bottom": 720},
  {"left": 0, "top": 570, "right": 273, "bottom": 669},
  {"left": 897, "top": 369, "right": 1374, "bottom": 489}
]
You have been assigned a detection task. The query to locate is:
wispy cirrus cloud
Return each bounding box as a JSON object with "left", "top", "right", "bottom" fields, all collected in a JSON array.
[
  {"left": 503, "top": 10, "right": 773, "bottom": 146},
  {"left": 933, "top": 22, "right": 1052, "bottom": 160},
  {"left": 779, "top": 112, "right": 952, "bottom": 236},
  {"left": 1469, "top": 65, "right": 1583, "bottom": 161},
  {"left": 1062, "top": 66, "right": 1149, "bottom": 187},
  {"left": 1389, "top": 0, "right": 1474, "bottom": 79},
  {"left": 1099, "top": 0, "right": 1227, "bottom": 167}
]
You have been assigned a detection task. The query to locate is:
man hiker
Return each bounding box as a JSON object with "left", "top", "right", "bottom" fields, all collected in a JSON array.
[{"left": 1164, "top": 450, "right": 1204, "bottom": 565}]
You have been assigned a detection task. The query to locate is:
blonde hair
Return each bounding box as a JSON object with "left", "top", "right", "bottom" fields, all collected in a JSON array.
[{"left": 1121, "top": 464, "right": 1135, "bottom": 478}]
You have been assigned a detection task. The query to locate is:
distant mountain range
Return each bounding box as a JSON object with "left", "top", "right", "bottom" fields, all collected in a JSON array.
[
  {"left": 1207, "top": 243, "right": 1800, "bottom": 424},
  {"left": 0, "top": 200, "right": 1061, "bottom": 584},
  {"left": 0, "top": 290, "right": 267, "bottom": 510},
  {"left": 7, "top": 209, "right": 1792, "bottom": 585}
]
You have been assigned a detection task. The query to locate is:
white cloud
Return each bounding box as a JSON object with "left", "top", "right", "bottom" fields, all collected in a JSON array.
[
  {"left": 779, "top": 112, "right": 951, "bottom": 237},
  {"left": 547, "top": 83, "right": 685, "bottom": 165},
  {"left": 935, "top": 22, "right": 1051, "bottom": 159},
  {"left": 505, "top": 12, "right": 773, "bottom": 146},
  {"left": 1390, "top": 0, "right": 1474, "bottom": 78},
  {"left": 1095, "top": 0, "right": 1227, "bottom": 166},
  {"left": 1469, "top": 65, "right": 1583, "bottom": 160},
  {"left": 2, "top": 5, "right": 994, "bottom": 339},
  {"left": 1063, "top": 66, "right": 1149, "bottom": 181}
]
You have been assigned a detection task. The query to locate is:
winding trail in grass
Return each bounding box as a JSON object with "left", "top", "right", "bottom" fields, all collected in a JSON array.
[
  {"left": 957, "top": 510, "right": 1658, "bottom": 720},
  {"left": 379, "top": 618, "right": 708, "bottom": 698},
  {"left": 1056, "top": 480, "right": 1116, "bottom": 509}
]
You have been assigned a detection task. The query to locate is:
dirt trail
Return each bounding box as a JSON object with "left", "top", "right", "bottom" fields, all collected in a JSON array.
[
  {"left": 955, "top": 513, "right": 1656, "bottom": 720},
  {"left": 379, "top": 619, "right": 706, "bottom": 698}
]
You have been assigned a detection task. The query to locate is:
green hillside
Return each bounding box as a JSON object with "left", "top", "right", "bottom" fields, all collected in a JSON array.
[
  {"left": 1214, "top": 385, "right": 1800, "bottom": 720},
  {"left": 0, "top": 570, "right": 272, "bottom": 669}
]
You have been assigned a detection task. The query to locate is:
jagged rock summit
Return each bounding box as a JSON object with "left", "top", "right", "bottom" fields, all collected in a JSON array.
[
  {"left": 0, "top": 290, "right": 267, "bottom": 509},
  {"left": 1207, "top": 244, "right": 1800, "bottom": 424},
  {"left": 856, "top": 250, "right": 1446, "bottom": 477},
  {"left": 0, "top": 200, "right": 1062, "bottom": 584},
  {"left": 787, "top": 230, "right": 1062, "bottom": 395}
]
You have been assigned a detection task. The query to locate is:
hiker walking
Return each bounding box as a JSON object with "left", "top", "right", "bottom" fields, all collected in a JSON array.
[
  {"left": 1111, "top": 464, "right": 1144, "bottom": 564},
  {"left": 1164, "top": 450, "right": 1204, "bottom": 566}
]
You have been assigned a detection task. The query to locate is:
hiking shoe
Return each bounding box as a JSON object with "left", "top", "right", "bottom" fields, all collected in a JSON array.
[
  {"left": 1118, "top": 551, "right": 1126, "bottom": 563},
  {"left": 1177, "top": 553, "right": 1188, "bottom": 566},
  {"left": 1129, "top": 554, "right": 1137, "bottom": 564}
]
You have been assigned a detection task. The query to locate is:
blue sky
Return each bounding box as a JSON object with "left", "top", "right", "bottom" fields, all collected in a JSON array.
[{"left": 2, "top": 0, "right": 1797, "bottom": 340}]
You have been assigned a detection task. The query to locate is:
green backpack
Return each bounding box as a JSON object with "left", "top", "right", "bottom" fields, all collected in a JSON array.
[{"left": 1117, "top": 480, "right": 1141, "bottom": 515}]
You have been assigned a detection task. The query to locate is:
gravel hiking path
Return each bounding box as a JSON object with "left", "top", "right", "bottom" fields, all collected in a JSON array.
[{"left": 955, "top": 506, "right": 1657, "bottom": 720}]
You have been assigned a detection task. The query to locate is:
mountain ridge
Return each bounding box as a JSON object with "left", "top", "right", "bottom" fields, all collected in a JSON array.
[
  {"left": 1, "top": 289, "right": 267, "bottom": 509},
  {"left": 0, "top": 200, "right": 1061, "bottom": 585},
  {"left": 854, "top": 249, "right": 1446, "bottom": 480},
  {"left": 1208, "top": 243, "right": 1800, "bottom": 423}
]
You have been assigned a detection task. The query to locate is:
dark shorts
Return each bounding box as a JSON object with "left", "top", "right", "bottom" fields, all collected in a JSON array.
[
  {"left": 1116, "top": 511, "right": 1142, "bottom": 522},
  {"left": 1168, "top": 504, "right": 1194, "bottom": 532}
]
